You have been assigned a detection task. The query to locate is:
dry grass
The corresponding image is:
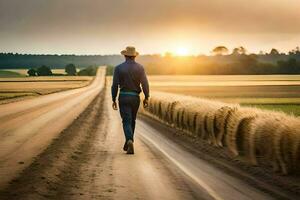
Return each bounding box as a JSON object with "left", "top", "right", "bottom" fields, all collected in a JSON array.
[{"left": 141, "top": 91, "right": 300, "bottom": 175}]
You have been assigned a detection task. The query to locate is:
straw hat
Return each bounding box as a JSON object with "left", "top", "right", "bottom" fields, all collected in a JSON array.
[{"left": 121, "top": 46, "right": 139, "bottom": 56}]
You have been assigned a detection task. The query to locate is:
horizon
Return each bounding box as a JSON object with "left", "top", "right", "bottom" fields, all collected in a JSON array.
[{"left": 0, "top": 47, "right": 299, "bottom": 56}]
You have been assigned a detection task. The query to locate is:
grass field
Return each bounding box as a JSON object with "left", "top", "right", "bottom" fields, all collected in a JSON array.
[
  {"left": 148, "top": 75, "right": 300, "bottom": 116},
  {"left": 0, "top": 76, "right": 93, "bottom": 104},
  {"left": 0, "top": 70, "right": 24, "bottom": 77}
]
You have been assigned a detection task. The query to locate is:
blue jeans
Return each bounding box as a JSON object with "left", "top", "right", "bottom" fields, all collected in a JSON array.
[{"left": 118, "top": 95, "right": 140, "bottom": 142}]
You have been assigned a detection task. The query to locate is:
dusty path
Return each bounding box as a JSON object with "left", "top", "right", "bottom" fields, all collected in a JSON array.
[
  {"left": 0, "top": 68, "right": 105, "bottom": 188},
  {"left": 1, "top": 81, "right": 293, "bottom": 200}
]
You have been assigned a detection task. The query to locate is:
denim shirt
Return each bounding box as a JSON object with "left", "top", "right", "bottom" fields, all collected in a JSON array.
[{"left": 111, "top": 59, "right": 149, "bottom": 102}]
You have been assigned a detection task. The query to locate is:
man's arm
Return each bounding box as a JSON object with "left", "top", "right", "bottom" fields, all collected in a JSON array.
[
  {"left": 140, "top": 67, "right": 149, "bottom": 100},
  {"left": 111, "top": 67, "right": 119, "bottom": 102}
]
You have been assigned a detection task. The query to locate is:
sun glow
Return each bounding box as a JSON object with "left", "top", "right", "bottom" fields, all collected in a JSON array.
[
  {"left": 174, "top": 47, "right": 190, "bottom": 56},
  {"left": 163, "top": 45, "right": 193, "bottom": 57}
]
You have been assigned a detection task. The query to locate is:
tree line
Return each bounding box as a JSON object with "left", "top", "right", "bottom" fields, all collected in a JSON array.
[
  {"left": 139, "top": 54, "right": 300, "bottom": 75},
  {"left": 0, "top": 53, "right": 122, "bottom": 69},
  {"left": 1, "top": 46, "right": 300, "bottom": 75},
  {"left": 27, "top": 64, "right": 97, "bottom": 76}
]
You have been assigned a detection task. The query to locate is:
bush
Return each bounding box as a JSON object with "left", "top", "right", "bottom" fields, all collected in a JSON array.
[
  {"left": 106, "top": 65, "right": 115, "bottom": 75},
  {"left": 27, "top": 68, "right": 36, "bottom": 76},
  {"left": 65, "top": 63, "right": 77, "bottom": 76},
  {"left": 78, "top": 66, "right": 97, "bottom": 76},
  {"left": 36, "top": 65, "right": 52, "bottom": 76}
]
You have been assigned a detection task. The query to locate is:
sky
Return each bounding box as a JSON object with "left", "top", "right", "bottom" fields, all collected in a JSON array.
[{"left": 0, "top": 0, "right": 299, "bottom": 55}]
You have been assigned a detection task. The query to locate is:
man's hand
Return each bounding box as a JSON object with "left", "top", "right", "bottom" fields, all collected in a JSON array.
[
  {"left": 112, "top": 101, "right": 118, "bottom": 110},
  {"left": 143, "top": 98, "right": 149, "bottom": 108}
]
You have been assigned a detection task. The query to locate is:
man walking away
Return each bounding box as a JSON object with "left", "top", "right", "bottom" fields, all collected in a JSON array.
[{"left": 111, "top": 46, "right": 149, "bottom": 154}]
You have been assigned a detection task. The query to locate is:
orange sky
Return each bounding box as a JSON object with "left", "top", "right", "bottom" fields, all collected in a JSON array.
[{"left": 0, "top": 0, "right": 299, "bottom": 55}]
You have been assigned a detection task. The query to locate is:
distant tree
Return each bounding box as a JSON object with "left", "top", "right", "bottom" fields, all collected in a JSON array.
[
  {"left": 106, "top": 65, "right": 115, "bottom": 75},
  {"left": 295, "top": 47, "right": 300, "bottom": 55},
  {"left": 27, "top": 68, "right": 36, "bottom": 76},
  {"left": 78, "top": 66, "right": 97, "bottom": 76},
  {"left": 235, "top": 54, "right": 258, "bottom": 74},
  {"left": 277, "top": 58, "right": 300, "bottom": 74},
  {"left": 239, "top": 46, "right": 247, "bottom": 54},
  {"left": 212, "top": 46, "right": 229, "bottom": 56},
  {"left": 288, "top": 47, "right": 300, "bottom": 55},
  {"left": 232, "top": 46, "right": 247, "bottom": 55},
  {"left": 270, "top": 48, "right": 279, "bottom": 55},
  {"left": 65, "top": 63, "right": 77, "bottom": 75},
  {"left": 232, "top": 48, "right": 240, "bottom": 55},
  {"left": 36, "top": 65, "right": 52, "bottom": 76}
]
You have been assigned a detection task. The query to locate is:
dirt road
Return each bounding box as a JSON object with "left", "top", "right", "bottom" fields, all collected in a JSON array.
[
  {"left": 0, "top": 68, "right": 105, "bottom": 189},
  {"left": 1, "top": 78, "right": 295, "bottom": 200}
]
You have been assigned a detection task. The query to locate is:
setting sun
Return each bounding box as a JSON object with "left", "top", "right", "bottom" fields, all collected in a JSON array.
[{"left": 174, "top": 47, "right": 190, "bottom": 56}]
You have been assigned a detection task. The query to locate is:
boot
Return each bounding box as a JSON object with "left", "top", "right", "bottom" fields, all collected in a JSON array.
[{"left": 126, "top": 140, "right": 134, "bottom": 154}]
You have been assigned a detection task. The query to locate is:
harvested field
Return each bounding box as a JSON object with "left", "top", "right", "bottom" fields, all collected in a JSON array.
[
  {"left": 147, "top": 75, "right": 300, "bottom": 116},
  {"left": 0, "top": 76, "right": 93, "bottom": 104}
]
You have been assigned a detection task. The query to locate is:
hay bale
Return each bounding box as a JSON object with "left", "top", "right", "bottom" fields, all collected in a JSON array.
[
  {"left": 182, "top": 102, "right": 200, "bottom": 132},
  {"left": 236, "top": 117, "right": 256, "bottom": 157},
  {"left": 141, "top": 91, "right": 300, "bottom": 176},
  {"left": 273, "top": 118, "right": 300, "bottom": 175},
  {"left": 194, "top": 105, "right": 214, "bottom": 139},
  {"left": 214, "top": 106, "right": 237, "bottom": 147},
  {"left": 206, "top": 110, "right": 217, "bottom": 145},
  {"left": 160, "top": 100, "right": 170, "bottom": 121},
  {"left": 291, "top": 121, "right": 300, "bottom": 174},
  {"left": 247, "top": 113, "right": 285, "bottom": 168},
  {"left": 168, "top": 101, "right": 179, "bottom": 125},
  {"left": 225, "top": 108, "right": 260, "bottom": 157},
  {"left": 195, "top": 113, "right": 205, "bottom": 138},
  {"left": 187, "top": 108, "right": 198, "bottom": 133},
  {"left": 164, "top": 102, "right": 172, "bottom": 123}
]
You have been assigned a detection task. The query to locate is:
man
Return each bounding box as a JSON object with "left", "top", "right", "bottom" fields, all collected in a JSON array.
[{"left": 111, "top": 46, "right": 149, "bottom": 154}]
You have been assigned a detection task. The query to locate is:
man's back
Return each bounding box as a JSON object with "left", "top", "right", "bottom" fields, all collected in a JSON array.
[{"left": 111, "top": 58, "right": 149, "bottom": 102}]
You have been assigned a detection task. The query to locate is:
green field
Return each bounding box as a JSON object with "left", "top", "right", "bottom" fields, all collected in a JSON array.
[
  {"left": 243, "top": 104, "right": 300, "bottom": 116},
  {"left": 148, "top": 75, "right": 300, "bottom": 116},
  {"left": 0, "top": 70, "right": 24, "bottom": 77}
]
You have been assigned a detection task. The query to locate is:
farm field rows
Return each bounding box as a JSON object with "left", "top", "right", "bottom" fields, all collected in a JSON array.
[
  {"left": 0, "top": 75, "right": 94, "bottom": 104},
  {"left": 148, "top": 75, "right": 300, "bottom": 116}
]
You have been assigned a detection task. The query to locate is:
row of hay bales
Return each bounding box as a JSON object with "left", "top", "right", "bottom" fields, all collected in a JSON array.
[{"left": 140, "top": 91, "right": 300, "bottom": 175}]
